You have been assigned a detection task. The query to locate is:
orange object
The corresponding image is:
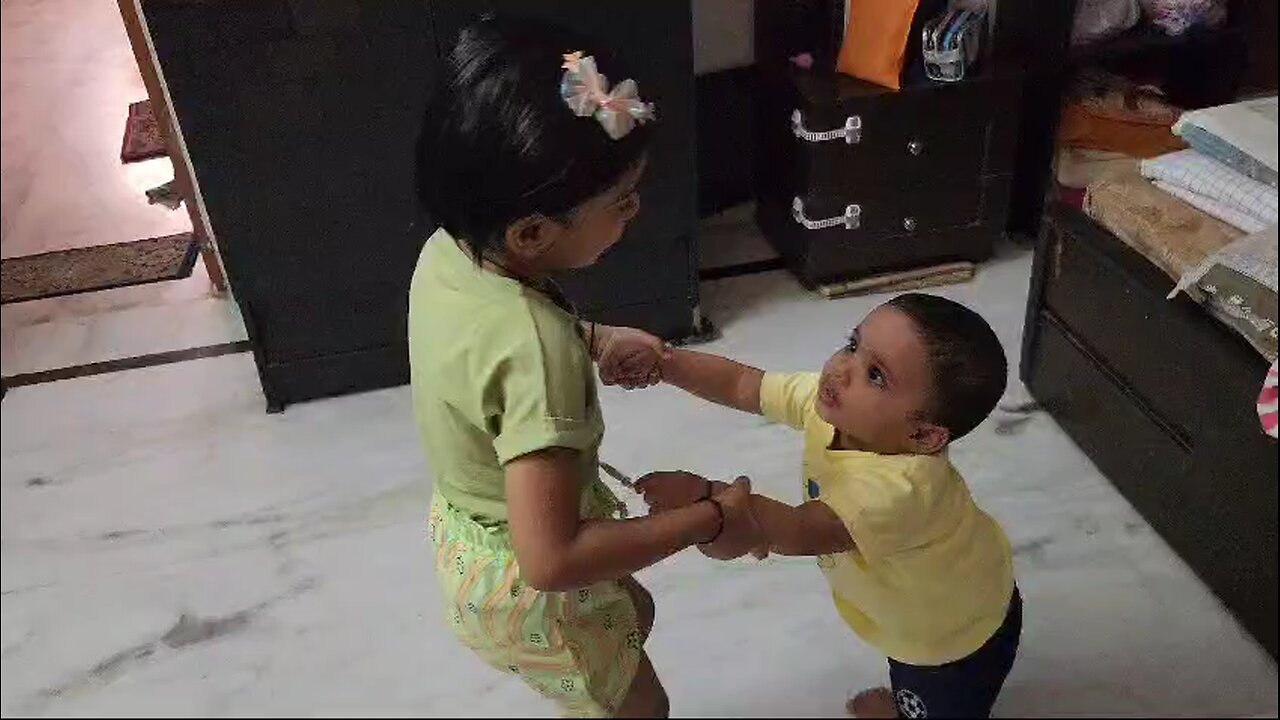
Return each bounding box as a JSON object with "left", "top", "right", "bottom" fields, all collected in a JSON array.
[
  {"left": 836, "top": 0, "right": 921, "bottom": 90},
  {"left": 1059, "top": 102, "right": 1188, "bottom": 158},
  {"left": 1058, "top": 75, "right": 1188, "bottom": 158}
]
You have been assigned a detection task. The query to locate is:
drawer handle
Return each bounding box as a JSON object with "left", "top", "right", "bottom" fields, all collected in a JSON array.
[
  {"left": 902, "top": 217, "right": 917, "bottom": 231},
  {"left": 792, "top": 197, "right": 861, "bottom": 230},
  {"left": 907, "top": 139, "right": 925, "bottom": 156},
  {"left": 791, "top": 110, "right": 862, "bottom": 144}
]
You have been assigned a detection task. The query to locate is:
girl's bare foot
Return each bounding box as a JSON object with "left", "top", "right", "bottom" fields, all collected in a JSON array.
[{"left": 847, "top": 687, "right": 897, "bottom": 718}]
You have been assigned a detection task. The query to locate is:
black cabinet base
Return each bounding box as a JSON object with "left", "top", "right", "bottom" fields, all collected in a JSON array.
[
  {"left": 1023, "top": 205, "right": 1278, "bottom": 660},
  {"left": 259, "top": 345, "right": 409, "bottom": 412},
  {"left": 583, "top": 296, "right": 699, "bottom": 346}
]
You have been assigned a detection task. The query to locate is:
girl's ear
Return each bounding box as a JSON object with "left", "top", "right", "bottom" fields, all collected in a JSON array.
[{"left": 504, "top": 214, "right": 558, "bottom": 262}]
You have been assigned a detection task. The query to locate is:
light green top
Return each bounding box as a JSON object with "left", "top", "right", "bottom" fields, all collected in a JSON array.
[{"left": 408, "top": 229, "right": 607, "bottom": 525}]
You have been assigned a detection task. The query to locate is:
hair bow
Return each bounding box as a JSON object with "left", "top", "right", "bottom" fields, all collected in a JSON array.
[{"left": 560, "top": 51, "right": 656, "bottom": 140}]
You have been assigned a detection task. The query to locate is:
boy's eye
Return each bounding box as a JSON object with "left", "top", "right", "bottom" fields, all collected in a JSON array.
[
  {"left": 868, "top": 366, "right": 886, "bottom": 388},
  {"left": 844, "top": 334, "right": 858, "bottom": 353}
]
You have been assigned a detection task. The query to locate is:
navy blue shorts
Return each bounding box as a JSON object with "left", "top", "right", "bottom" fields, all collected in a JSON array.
[{"left": 888, "top": 587, "right": 1022, "bottom": 719}]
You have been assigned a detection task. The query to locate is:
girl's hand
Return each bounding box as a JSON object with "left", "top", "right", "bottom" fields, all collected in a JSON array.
[
  {"left": 593, "top": 325, "right": 669, "bottom": 390},
  {"left": 699, "top": 477, "right": 770, "bottom": 561},
  {"left": 634, "top": 470, "right": 714, "bottom": 512}
]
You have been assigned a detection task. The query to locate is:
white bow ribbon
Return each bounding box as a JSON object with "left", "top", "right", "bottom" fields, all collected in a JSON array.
[{"left": 560, "top": 52, "right": 656, "bottom": 140}]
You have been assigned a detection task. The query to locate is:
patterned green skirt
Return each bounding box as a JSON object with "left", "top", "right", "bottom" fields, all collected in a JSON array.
[{"left": 428, "top": 490, "right": 647, "bottom": 717}]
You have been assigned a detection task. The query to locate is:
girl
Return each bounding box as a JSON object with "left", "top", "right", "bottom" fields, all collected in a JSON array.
[{"left": 409, "top": 18, "right": 763, "bottom": 718}]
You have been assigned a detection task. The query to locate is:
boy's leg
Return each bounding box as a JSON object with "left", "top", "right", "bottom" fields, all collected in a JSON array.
[
  {"left": 847, "top": 687, "right": 897, "bottom": 718},
  {"left": 886, "top": 589, "right": 1022, "bottom": 719}
]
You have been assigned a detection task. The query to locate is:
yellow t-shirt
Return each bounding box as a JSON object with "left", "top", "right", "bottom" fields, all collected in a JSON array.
[
  {"left": 408, "top": 229, "right": 605, "bottom": 525},
  {"left": 761, "top": 372, "right": 1015, "bottom": 665}
]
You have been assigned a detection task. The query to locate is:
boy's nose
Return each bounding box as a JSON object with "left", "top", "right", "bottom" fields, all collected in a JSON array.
[{"left": 832, "top": 358, "right": 853, "bottom": 386}]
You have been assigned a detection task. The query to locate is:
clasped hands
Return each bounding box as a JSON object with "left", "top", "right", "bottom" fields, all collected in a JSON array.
[{"left": 635, "top": 471, "right": 770, "bottom": 561}]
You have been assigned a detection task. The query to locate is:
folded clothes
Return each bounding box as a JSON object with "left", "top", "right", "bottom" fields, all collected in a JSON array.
[
  {"left": 1084, "top": 173, "right": 1241, "bottom": 279},
  {"left": 1141, "top": 149, "right": 1278, "bottom": 231},
  {"left": 1152, "top": 181, "right": 1270, "bottom": 234},
  {"left": 1173, "top": 96, "right": 1278, "bottom": 185}
]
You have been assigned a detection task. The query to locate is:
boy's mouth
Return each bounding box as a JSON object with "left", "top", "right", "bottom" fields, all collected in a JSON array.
[{"left": 818, "top": 379, "right": 841, "bottom": 410}]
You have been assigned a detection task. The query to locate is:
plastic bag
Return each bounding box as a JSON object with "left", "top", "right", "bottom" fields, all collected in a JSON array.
[
  {"left": 1140, "top": 0, "right": 1227, "bottom": 36},
  {"left": 1071, "top": 0, "right": 1140, "bottom": 45}
]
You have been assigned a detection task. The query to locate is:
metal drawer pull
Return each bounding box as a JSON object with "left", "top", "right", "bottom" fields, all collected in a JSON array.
[
  {"left": 902, "top": 217, "right": 918, "bottom": 231},
  {"left": 907, "top": 139, "right": 925, "bottom": 156},
  {"left": 792, "top": 197, "right": 861, "bottom": 230},
  {"left": 791, "top": 110, "right": 862, "bottom": 144}
]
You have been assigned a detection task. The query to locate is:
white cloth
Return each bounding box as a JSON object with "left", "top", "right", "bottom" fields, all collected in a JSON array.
[
  {"left": 1153, "top": 181, "right": 1270, "bottom": 233},
  {"left": 1142, "top": 149, "right": 1278, "bottom": 231}
]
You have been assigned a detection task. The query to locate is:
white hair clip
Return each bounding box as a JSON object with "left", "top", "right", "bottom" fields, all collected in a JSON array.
[{"left": 560, "top": 51, "right": 656, "bottom": 140}]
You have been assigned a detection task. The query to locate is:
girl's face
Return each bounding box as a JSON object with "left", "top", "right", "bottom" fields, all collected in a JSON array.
[
  {"left": 553, "top": 159, "right": 646, "bottom": 269},
  {"left": 505, "top": 159, "right": 646, "bottom": 272}
]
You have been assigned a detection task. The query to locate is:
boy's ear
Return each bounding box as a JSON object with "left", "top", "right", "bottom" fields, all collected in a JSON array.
[
  {"left": 504, "top": 214, "right": 557, "bottom": 261},
  {"left": 909, "top": 421, "right": 949, "bottom": 455}
]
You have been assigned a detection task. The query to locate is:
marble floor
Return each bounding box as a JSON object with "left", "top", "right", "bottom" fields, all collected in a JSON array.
[
  {"left": 2, "top": 243, "right": 1276, "bottom": 717},
  {"left": 1, "top": 0, "right": 244, "bottom": 377}
]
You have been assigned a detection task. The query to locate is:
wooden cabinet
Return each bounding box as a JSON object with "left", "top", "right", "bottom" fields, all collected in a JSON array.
[
  {"left": 142, "top": 0, "right": 698, "bottom": 410},
  {"left": 754, "top": 68, "right": 1019, "bottom": 287}
]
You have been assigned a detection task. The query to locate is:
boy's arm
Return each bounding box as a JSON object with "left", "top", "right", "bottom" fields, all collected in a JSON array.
[
  {"left": 660, "top": 348, "right": 764, "bottom": 415},
  {"left": 749, "top": 494, "right": 856, "bottom": 556}
]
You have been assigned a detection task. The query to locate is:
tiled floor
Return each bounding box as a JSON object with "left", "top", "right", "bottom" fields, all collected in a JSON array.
[
  {"left": 2, "top": 244, "right": 1276, "bottom": 717},
  {"left": 1, "top": 0, "right": 243, "bottom": 377},
  {"left": 1, "top": 0, "right": 188, "bottom": 258}
]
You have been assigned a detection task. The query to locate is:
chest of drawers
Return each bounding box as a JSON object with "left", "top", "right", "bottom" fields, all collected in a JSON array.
[{"left": 754, "top": 68, "right": 1020, "bottom": 287}]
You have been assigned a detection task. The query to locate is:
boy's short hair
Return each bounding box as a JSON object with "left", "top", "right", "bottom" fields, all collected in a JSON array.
[{"left": 887, "top": 293, "right": 1008, "bottom": 441}]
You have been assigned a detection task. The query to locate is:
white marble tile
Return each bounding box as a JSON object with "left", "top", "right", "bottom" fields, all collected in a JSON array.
[
  {"left": 1, "top": 0, "right": 244, "bottom": 376},
  {"left": 1, "top": 271, "right": 246, "bottom": 376},
  {"left": 2, "top": 246, "right": 1276, "bottom": 717}
]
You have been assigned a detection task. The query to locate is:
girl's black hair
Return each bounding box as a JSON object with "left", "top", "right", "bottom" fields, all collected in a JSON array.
[{"left": 416, "top": 16, "right": 653, "bottom": 259}]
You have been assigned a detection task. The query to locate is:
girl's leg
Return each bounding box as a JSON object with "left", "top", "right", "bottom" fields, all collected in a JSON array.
[
  {"left": 618, "top": 576, "right": 654, "bottom": 636},
  {"left": 613, "top": 577, "right": 667, "bottom": 717},
  {"left": 615, "top": 653, "right": 669, "bottom": 718}
]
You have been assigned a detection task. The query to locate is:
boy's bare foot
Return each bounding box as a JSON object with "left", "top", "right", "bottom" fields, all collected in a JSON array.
[{"left": 847, "top": 687, "right": 897, "bottom": 718}]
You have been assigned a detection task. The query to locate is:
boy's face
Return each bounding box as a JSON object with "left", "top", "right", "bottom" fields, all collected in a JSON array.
[{"left": 816, "top": 305, "right": 949, "bottom": 455}]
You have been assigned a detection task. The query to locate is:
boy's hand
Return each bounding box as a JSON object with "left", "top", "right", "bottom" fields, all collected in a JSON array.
[
  {"left": 699, "top": 477, "right": 769, "bottom": 561},
  {"left": 634, "top": 471, "right": 713, "bottom": 512},
  {"left": 593, "top": 325, "right": 669, "bottom": 390}
]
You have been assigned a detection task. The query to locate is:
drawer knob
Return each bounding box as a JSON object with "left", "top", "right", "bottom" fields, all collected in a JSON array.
[
  {"left": 792, "top": 196, "right": 861, "bottom": 230},
  {"left": 792, "top": 110, "right": 863, "bottom": 145},
  {"left": 902, "top": 217, "right": 918, "bottom": 232},
  {"left": 907, "top": 139, "right": 925, "bottom": 156}
]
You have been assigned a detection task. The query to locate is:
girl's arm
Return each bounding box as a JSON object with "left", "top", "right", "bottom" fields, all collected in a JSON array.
[
  {"left": 748, "top": 494, "right": 855, "bottom": 557},
  {"left": 506, "top": 448, "right": 761, "bottom": 591},
  {"left": 660, "top": 348, "right": 765, "bottom": 415}
]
